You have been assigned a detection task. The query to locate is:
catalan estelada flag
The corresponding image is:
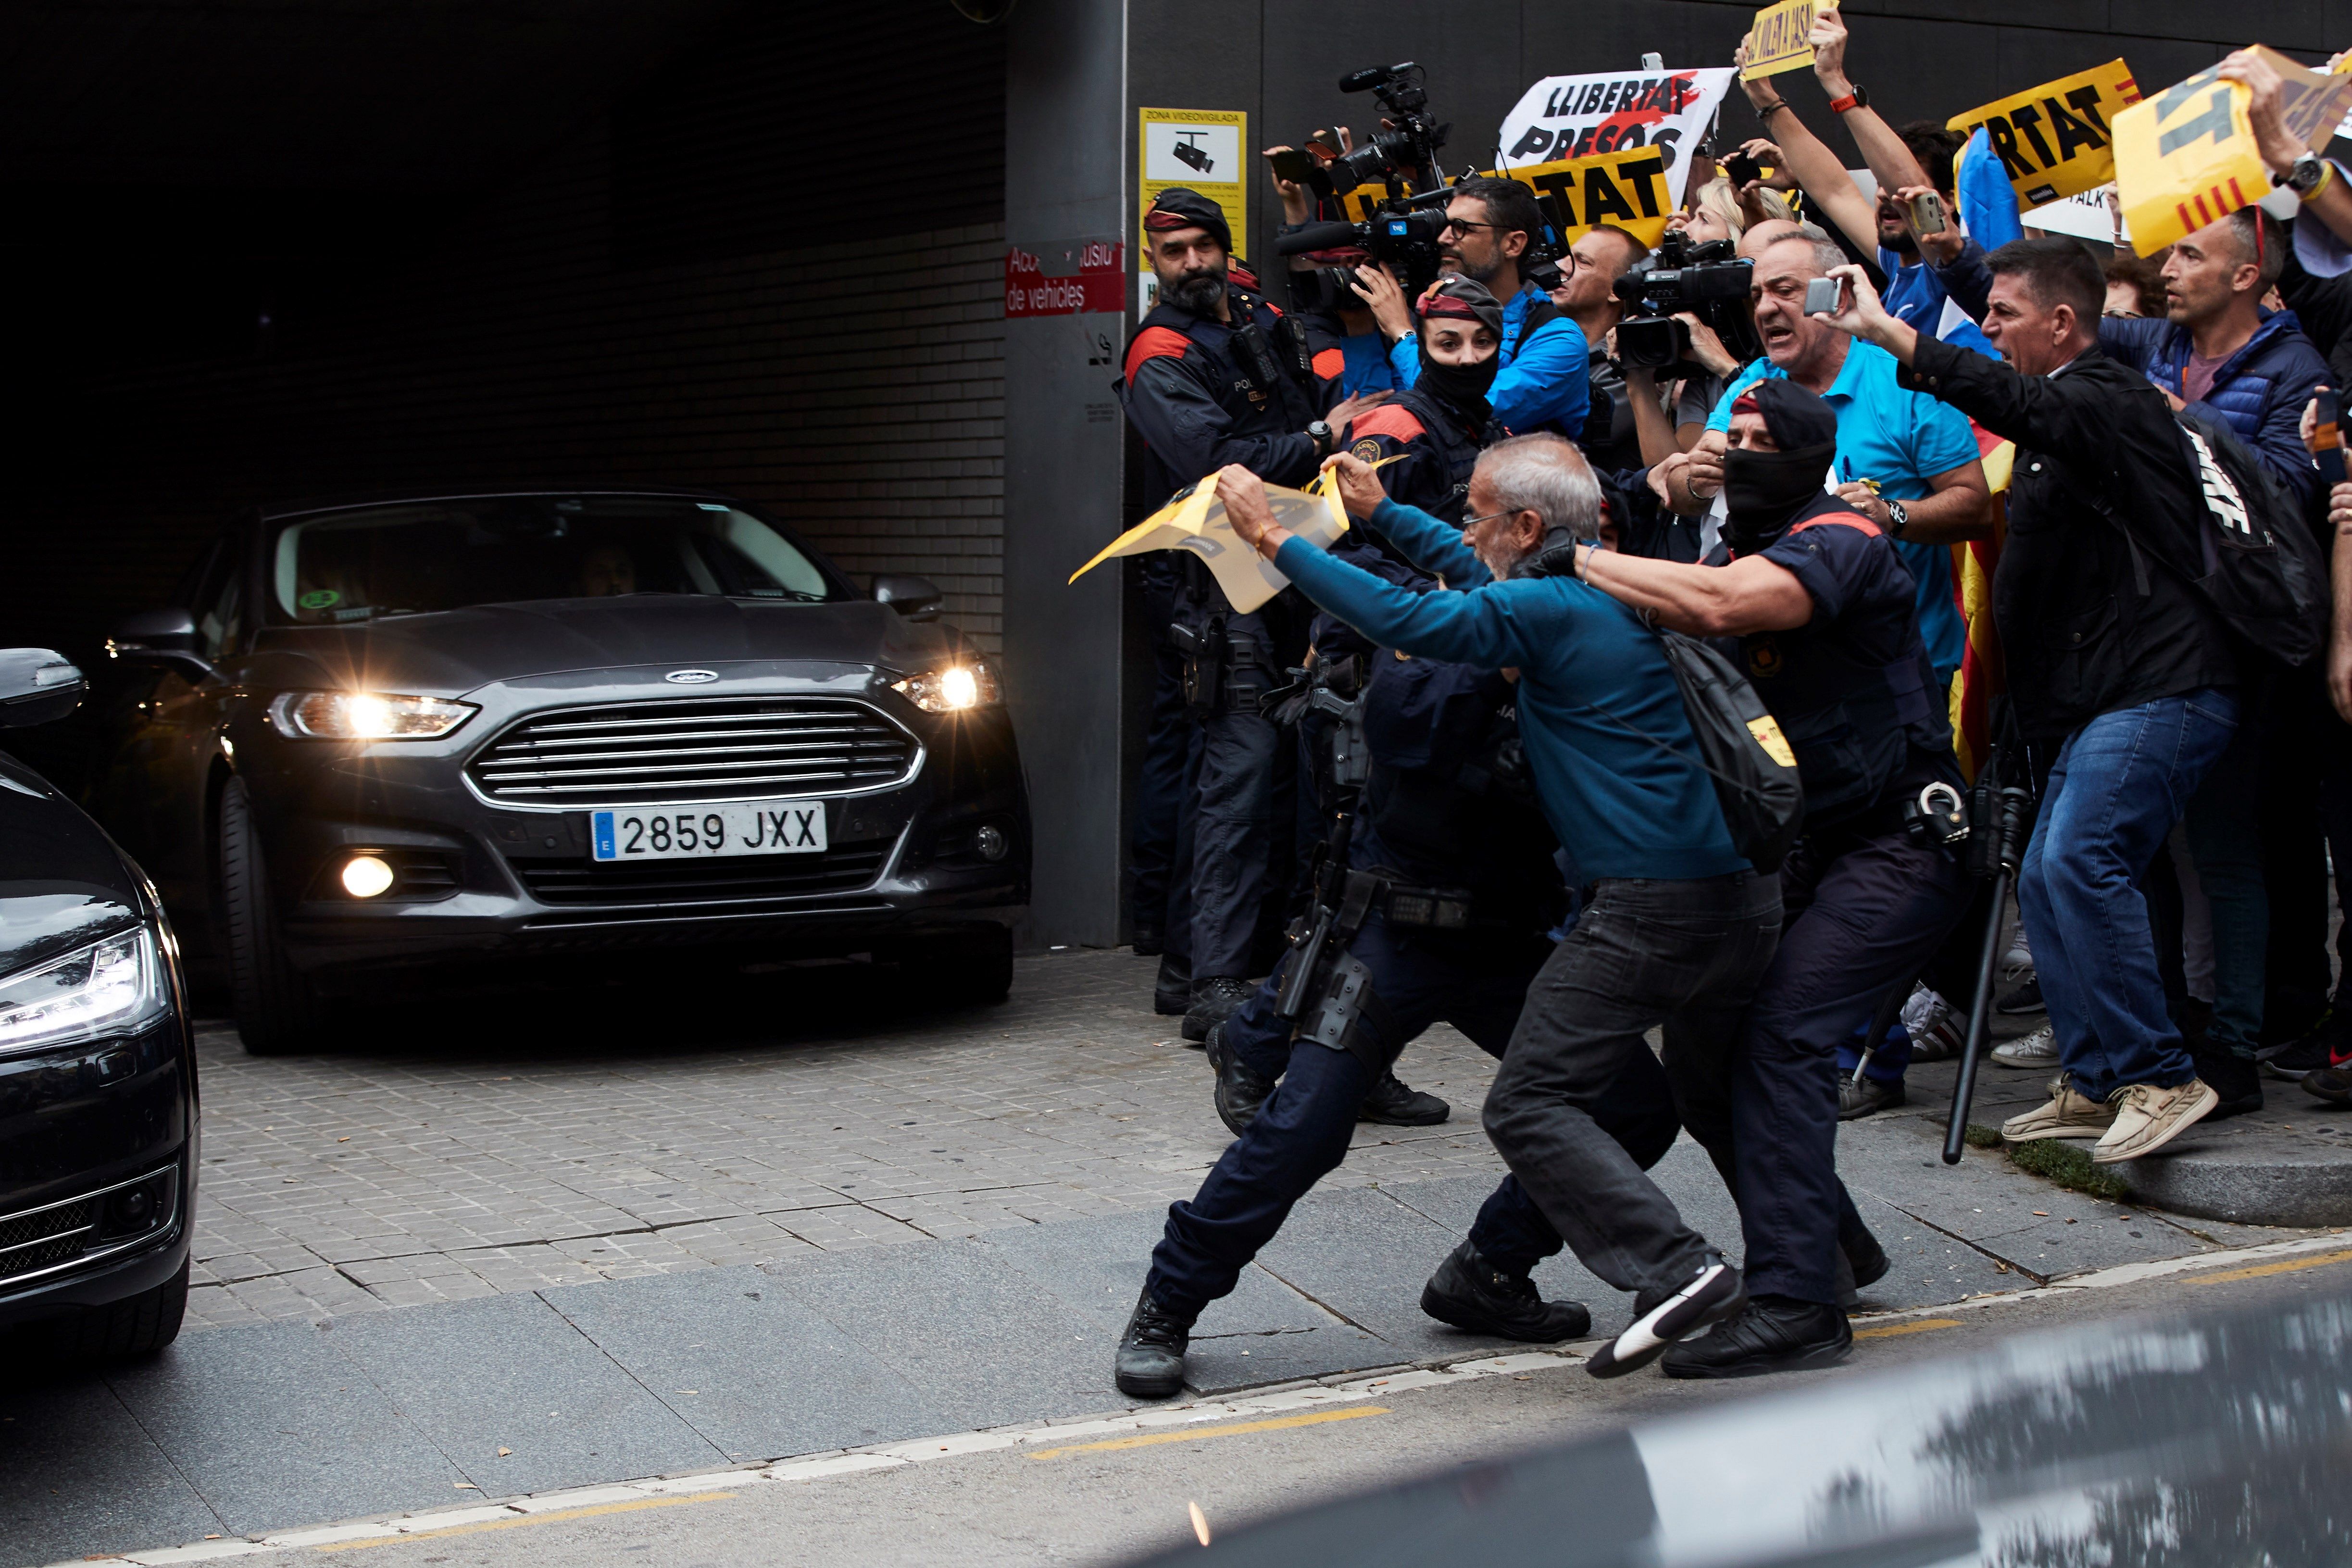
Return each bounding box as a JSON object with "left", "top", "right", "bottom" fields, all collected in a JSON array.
[{"left": 1948, "top": 422, "right": 2012, "bottom": 783}]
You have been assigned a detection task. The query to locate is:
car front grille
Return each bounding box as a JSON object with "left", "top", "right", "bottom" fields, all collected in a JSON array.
[
  {"left": 509, "top": 839, "right": 894, "bottom": 907},
  {"left": 467, "top": 697, "right": 919, "bottom": 806}
]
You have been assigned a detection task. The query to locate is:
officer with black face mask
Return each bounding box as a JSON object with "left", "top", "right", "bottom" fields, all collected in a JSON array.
[
  {"left": 1576, "top": 379, "right": 1973, "bottom": 1379},
  {"left": 1118, "top": 188, "right": 1389, "bottom": 1038},
  {"left": 1338, "top": 274, "right": 1510, "bottom": 522}
]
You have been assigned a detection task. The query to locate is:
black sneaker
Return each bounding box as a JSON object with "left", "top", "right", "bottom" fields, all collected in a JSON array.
[
  {"left": 1996, "top": 978, "right": 2044, "bottom": 1016},
  {"left": 1203, "top": 1023, "right": 1276, "bottom": 1138},
  {"left": 1420, "top": 1241, "right": 1591, "bottom": 1342},
  {"left": 2189, "top": 1041, "right": 2264, "bottom": 1118},
  {"left": 1359, "top": 1070, "right": 1450, "bottom": 1126},
  {"left": 1842, "top": 1224, "right": 1889, "bottom": 1292},
  {"left": 1660, "top": 1294, "right": 1852, "bottom": 1380},
  {"left": 2304, "top": 1065, "right": 2352, "bottom": 1105},
  {"left": 1132, "top": 921, "right": 1164, "bottom": 958},
  {"left": 1153, "top": 954, "right": 1192, "bottom": 1016},
  {"left": 2265, "top": 1013, "right": 2352, "bottom": 1080},
  {"left": 1837, "top": 1075, "right": 1906, "bottom": 1120},
  {"left": 1584, "top": 1258, "right": 1745, "bottom": 1380},
  {"left": 1181, "top": 977, "right": 1254, "bottom": 1042},
  {"left": 1113, "top": 1287, "right": 1194, "bottom": 1399}
]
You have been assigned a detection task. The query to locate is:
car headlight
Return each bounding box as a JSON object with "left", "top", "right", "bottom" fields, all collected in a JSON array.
[
  {"left": 893, "top": 662, "right": 1001, "bottom": 714},
  {"left": 0, "top": 928, "right": 169, "bottom": 1057},
  {"left": 269, "top": 690, "right": 477, "bottom": 740}
]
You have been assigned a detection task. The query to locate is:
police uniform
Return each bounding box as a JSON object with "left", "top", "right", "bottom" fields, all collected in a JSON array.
[
  {"left": 1664, "top": 382, "right": 1974, "bottom": 1351},
  {"left": 1137, "top": 652, "right": 1682, "bottom": 1343},
  {"left": 1340, "top": 385, "right": 1495, "bottom": 524},
  {"left": 1117, "top": 189, "right": 1327, "bottom": 1018}
]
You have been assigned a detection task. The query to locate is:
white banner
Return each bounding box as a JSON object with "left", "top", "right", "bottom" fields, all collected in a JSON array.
[{"left": 1496, "top": 67, "right": 1738, "bottom": 211}]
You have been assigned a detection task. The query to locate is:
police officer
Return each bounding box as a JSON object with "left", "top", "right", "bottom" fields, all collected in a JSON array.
[
  {"left": 1118, "top": 188, "right": 1388, "bottom": 1030},
  {"left": 1337, "top": 274, "right": 1509, "bottom": 523},
  {"left": 1115, "top": 640, "right": 1685, "bottom": 1399},
  {"left": 1578, "top": 380, "right": 1973, "bottom": 1377}
]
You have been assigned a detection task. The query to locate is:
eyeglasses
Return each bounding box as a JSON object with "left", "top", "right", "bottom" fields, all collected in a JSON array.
[
  {"left": 1460, "top": 509, "right": 1512, "bottom": 529},
  {"left": 1439, "top": 217, "right": 1508, "bottom": 238}
]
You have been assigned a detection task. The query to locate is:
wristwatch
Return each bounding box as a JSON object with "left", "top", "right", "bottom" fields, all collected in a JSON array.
[
  {"left": 2279, "top": 151, "right": 2331, "bottom": 198},
  {"left": 1884, "top": 497, "right": 1911, "bottom": 539},
  {"left": 1308, "top": 420, "right": 1336, "bottom": 459},
  {"left": 1828, "top": 85, "right": 1868, "bottom": 114}
]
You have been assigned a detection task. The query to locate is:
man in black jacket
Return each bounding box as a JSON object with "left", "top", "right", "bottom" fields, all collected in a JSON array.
[{"left": 1820, "top": 238, "right": 2231, "bottom": 1165}]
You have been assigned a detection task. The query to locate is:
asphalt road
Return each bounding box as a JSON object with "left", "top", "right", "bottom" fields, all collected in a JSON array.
[{"left": 174, "top": 1248, "right": 2352, "bottom": 1568}]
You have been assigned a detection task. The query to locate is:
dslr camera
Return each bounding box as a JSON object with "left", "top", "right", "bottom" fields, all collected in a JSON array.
[{"left": 1611, "top": 230, "right": 1760, "bottom": 381}]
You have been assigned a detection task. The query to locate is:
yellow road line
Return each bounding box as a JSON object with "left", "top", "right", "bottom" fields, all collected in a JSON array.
[
  {"left": 1852, "top": 1317, "right": 1965, "bottom": 1341},
  {"left": 2183, "top": 1247, "right": 2352, "bottom": 1287},
  {"left": 1026, "top": 1405, "right": 1388, "bottom": 1460},
  {"left": 314, "top": 1492, "right": 733, "bottom": 1552}
]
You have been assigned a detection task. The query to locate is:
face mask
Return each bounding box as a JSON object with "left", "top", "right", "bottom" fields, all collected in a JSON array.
[
  {"left": 1722, "top": 441, "right": 1836, "bottom": 554},
  {"left": 1415, "top": 341, "right": 1500, "bottom": 420}
]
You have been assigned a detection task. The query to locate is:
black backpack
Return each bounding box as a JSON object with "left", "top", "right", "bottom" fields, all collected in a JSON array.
[{"left": 2076, "top": 406, "right": 2327, "bottom": 669}]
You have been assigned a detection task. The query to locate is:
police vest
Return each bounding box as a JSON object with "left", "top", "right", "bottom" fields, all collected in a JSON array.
[
  {"left": 1733, "top": 510, "right": 1950, "bottom": 827},
  {"left": 1343, "top": 385, "right": 1498, "bottom": 524},
  {"left": 1119, "top": 275, "right": 1318, "bottom": 496}
]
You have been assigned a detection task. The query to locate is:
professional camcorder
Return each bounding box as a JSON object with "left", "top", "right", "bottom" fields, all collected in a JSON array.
[
  {"left": 1611, "top": 230, "right": 1760, "bottom": 381},
  {"left": 1273, "top": 63, "right": 1462, "bottom": 300}
]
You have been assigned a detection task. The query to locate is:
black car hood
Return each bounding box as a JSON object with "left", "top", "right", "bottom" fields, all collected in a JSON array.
[
  {"left": 0, "top": 750, "right": 142, "bottom": 978},
  {"left": 248, "top": 596, "right": 961, "bottom": 693}
]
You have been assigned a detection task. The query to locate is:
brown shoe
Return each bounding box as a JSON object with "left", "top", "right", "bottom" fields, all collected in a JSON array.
[
  {"left": 2090, "top": 1078, "right": 2220, "bottom": 1165},
  {"left": 2001, "top": 1074, "right": 2114, "bottom": 1143}
]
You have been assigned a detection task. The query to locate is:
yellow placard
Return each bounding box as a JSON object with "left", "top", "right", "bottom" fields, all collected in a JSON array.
[
  {"left": 2113, "top": 47, "right": 2352, "bottom": 256},
  {"left": 1740, "top": 0, "right": 1820, "bottom": 82},
  {"left": 1489, "top": 145, "right": 1677, "bottom": 248},
  {"left": 1068, "top": 473, "right": 1348, "bottom": 616},
  {"left": 1138, "top": 109, "right": 1248, "bottom": 277},
  {"left": 1948, "top": 60, "right": 2141, "bottom": 210}
]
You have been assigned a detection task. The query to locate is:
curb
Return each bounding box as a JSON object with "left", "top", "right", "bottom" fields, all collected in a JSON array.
[{"left": 2127, "top": 1137, "right": 2352, "bottom": 1228}]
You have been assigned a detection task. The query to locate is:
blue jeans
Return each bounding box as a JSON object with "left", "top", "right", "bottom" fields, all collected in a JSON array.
[{"left": 2019, "top": 689, "right": 2240, "bottom": 1102}]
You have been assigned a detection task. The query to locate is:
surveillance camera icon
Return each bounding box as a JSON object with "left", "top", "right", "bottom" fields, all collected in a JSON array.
[{"left": 1173, "top": 134, "right": 1214, "bottom": 174}]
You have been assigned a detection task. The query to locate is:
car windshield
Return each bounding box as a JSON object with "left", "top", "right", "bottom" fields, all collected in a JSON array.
[{"left": 265, "top": 496, "right": 839, "bottom": 625}]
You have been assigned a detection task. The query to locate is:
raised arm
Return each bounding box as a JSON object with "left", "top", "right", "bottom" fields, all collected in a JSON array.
[
  {"left": 1317, "top": 452, "right": 1491, "bottom": 585},
  {"left": 1733, "top": 38, "right": 1878, "bottom": 257},
  {"left": 1809, "top": 8, "right": 1935, "bottom": 213}
]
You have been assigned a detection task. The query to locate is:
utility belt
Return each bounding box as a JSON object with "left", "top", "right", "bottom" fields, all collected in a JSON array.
[
  {"left": 1808, "top": 751, "right": 1970, "bottom": 853},
  {"left": 1170, "top": 615, "right": 1280, "bottom": 720}
]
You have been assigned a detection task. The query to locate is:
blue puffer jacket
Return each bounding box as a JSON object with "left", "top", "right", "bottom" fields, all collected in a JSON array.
[{"left": 2097, "top": 310, "right": 2329, "bottom": 503}]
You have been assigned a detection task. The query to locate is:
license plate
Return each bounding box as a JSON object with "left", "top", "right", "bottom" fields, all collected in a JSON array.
[{"left": 590, "top": 802, "right": 828, "bottom": 862}]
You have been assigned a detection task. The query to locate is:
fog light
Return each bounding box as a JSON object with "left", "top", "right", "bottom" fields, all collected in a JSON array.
[
  {"left": 340, "top": 855, "right": 395, "bottom": 898},
  {"left": 975, "top": 824, "right": 1008, "bottom": 862}
]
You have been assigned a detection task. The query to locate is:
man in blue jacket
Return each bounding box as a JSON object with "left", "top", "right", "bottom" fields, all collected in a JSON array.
[
  {"left": 1112, "top": 435, "right": 1778, "bottom": 1396},
  {"left": 2096, "top": 209, "right": 2328, "bottom": 501}
]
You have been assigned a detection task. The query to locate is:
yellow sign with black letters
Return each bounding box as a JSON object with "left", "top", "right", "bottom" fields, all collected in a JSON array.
[
  {"left": 2113, "top": 46, "right": 2352, "bottom": 256},
  {"left": 1740, "top": 0, "right": 1820, "bottom": 82},
  {"left": 1489, "top": 145, "right": 1677, "bottom": 248},
  {"left": 1948, "top": 61, "right": 2140, "bottom": 210}
]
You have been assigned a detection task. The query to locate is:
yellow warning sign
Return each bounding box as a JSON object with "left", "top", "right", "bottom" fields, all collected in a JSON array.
[
  {"left": 2114, "top": 47, "right": 2352, "bottom": 256},
  {"left": 1740, "top": 0, "right": 1821, "bottom": 82},
  {"left": 1489, "top": 145, "right": 1677, "bottom": 248},
  {"left": 1948, "top": 60, "right": 2141, "bottom": 210},
  {"left": 1138, "top": 109, "right": 1248, "bottom": 283}
]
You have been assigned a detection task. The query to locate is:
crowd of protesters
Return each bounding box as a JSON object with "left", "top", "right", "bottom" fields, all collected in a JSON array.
[{"left": 1106, "top": 4, "right": 2352, "bottom": 1397}]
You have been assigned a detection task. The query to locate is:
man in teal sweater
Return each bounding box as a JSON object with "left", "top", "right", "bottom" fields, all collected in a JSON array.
[{"left": 1114, "top": 435, "right": 1781, "bottom": 1394}]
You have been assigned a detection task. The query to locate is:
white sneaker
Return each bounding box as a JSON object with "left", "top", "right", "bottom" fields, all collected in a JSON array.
[
  {"left": 1992, "top": 1024, "right": 2057, "bottom": 1069},
  {"left": 2001, "top": 929, "right": 2033, "bottom": 984},
  {"left": 2090, "top": 1078, "right": 2219, "bottom": 1164},
  {"left": 1900, "top": 985, "right": 1947, "bottom": 1037}
]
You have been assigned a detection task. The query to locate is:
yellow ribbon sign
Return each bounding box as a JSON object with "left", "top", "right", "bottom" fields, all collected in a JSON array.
[
  {"left": 1948, "top": 60, "right": 2140, "bottom": 210},
  {"left": 1068, "top": 473, "right": 1350, "bottom": 615},
  {"left": 1740, "top": 0, "right": 1820, "bottom": 82},
  {"left": 1493, "top": 146, "right": 1676, "bottom": 248},
  {"left": 2114, "top": 47, "right": 2352, "bottom": 256}
]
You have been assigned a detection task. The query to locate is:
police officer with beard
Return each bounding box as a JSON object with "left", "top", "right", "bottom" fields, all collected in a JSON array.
[
  {"left": 1118, "top": 188, "right": 1388, "bottom": 1035},
  {"left": 1579, "top": 380, "right": 1972, "bottom": 1377}
]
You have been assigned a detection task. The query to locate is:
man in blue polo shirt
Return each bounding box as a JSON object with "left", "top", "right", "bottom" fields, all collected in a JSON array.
[
  {"left": 1109, "top": 435, "right": 1779, "bottom": 1399},
  {"left": 1661, "top": 230, "right": 1992, "bottom": 685}
]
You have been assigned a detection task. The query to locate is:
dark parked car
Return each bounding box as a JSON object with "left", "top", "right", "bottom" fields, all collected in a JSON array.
[
  {"left": 87, "top": 489, "right": 1030, "bottom": 1054},
  {"left": 0, "top": 649, "right": 195, "bottom": 1359}
]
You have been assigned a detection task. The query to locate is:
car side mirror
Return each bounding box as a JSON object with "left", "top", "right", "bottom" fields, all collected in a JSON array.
[
  {"left": 871, "top": 574, "right": 943, "bottom": 621},
  {"left": 106, "top": 609, "right": 216, "bottom": 682},
  {"left": 0, "top": 649, "right": 86, "bottom": 729}
]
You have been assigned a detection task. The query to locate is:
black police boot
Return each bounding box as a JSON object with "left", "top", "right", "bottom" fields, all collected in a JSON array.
[
  {"left": 1132, "top": 920, "right": 1164, "bottom": 958},
  {"left": 1833, "top": 1223, "right": 1890, "bottom": 1310},
  {"left": 1584, "top": 1258, "right": 1745, "bottom": 1380},
  {"left": 1204, "top": 1023, "right": 1275, "bottom": 1138},
  {"left": 1659, "top": 1293, "right": 1852, "bottom": 1380},
  {"left": 1113, "top": 1286, "right": 1194, "bottom": 1399},
  {"left": 1420, "top": 1241, "right": 1591, "bottom": 1342},
  {"left": 1154, "top": 953, "right": 1192, "bottom": 1016},
  {"left": 1182, "top": 977, "right": 1254, "bottom": 1042},
  {"left": 1359, "top": 1069, "right": 1450, "bottom": 1127}
]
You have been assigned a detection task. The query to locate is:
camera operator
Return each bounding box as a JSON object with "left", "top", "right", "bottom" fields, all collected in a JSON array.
[
  {"left": 1265, "top": 141, "right": 1401, "bottom": 401},
  {"left": 1659, "top": 229, "right": 1992, "bottom": 684},
  {"left": 1818, "top": 242, "right": 2237, "bottom": 1164},
  {"left": 1356, "top": 177, "right": 1591, "bottom": 440},
  {"left": 1549, "top": 225, "right": 1658, "bottom": 472},
  {"left": 1165, "top": 440, "right": 1785, "bottom": 1385},
  {"left": 1118, "top": 187, "right": 1389, "bottom": 1036},
  {"left": 1577, "top": 378, "right": 1966, "bottom": 1370}
]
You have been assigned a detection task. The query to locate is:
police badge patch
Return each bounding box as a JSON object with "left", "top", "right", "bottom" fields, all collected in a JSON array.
[{"left": 1351, "top": 438, "right": 1384, "bottom": 464}]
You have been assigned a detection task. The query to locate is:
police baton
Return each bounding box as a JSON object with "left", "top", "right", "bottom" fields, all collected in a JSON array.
[{"left": 1946, "top": 777, "right": 2032, "bottom": 1164}]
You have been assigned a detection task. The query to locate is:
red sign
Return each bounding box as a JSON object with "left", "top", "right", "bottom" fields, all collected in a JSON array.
[{"left": 1005, "top": 241, "right": 1125, "bottom": 317}]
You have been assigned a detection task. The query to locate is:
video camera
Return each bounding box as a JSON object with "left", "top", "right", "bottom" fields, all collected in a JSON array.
[
  {"left": 1611, "top": 230, "right": 1760, "bottom": 381},
  {"left": 1271, "top": 63, "right": 1460, "bottom": 301}
]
